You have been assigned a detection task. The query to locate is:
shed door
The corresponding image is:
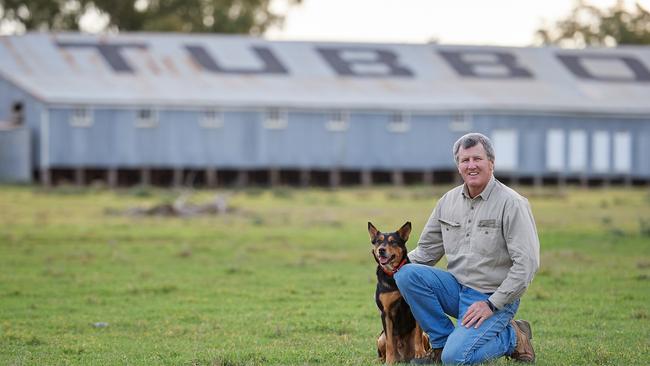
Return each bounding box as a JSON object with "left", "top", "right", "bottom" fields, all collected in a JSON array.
[
  {"left": 613, "top": 131, "right": 631, "bottom": 173},
  {"left": 546, "top": 129, "right": 565, "bottom": 172},
  {"left": 492, "top": 129, "right": 518, "bottom": 172},
  {"left": 592, "top": 130, "right": 610, "bottom": 173}
]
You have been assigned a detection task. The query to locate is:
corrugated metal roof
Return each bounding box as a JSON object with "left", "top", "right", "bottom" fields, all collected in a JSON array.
[{"left": 1, "top": 32, "right": 649, "bottom": 113}]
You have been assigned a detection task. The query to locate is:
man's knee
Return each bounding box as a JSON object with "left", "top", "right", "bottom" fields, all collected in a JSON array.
[
  {"left": 393, "top": 264, "right": 422, "bottom": 293},
  {"left": 441, "top": 343, "right": 470, "bottom": 365},
  {"left": 395, "top": 264, "right": 447, "bottom": 288},
  {"left": 394, "top": 263, "right": 419, "bottom": 290}
]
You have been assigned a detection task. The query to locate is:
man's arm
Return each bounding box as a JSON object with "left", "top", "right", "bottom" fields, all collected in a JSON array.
[
  {"left": 408, "top": 199, "right": 446, "bottom": 266},
  {"left": 487, "top": 197, "right": 540, "bottom": 309}
]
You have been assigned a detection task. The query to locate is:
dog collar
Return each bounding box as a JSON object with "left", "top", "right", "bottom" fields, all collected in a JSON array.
[{"left": 381, "top": 257, "right": 408, "bottom": 277}]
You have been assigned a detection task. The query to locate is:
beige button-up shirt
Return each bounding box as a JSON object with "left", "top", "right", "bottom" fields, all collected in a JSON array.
[{"left": 409, "top": 176, "right": 540, "bottom": 309}]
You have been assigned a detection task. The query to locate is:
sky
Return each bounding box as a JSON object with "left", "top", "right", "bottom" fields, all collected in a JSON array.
[{"left": 266, "top": 0, "right": 650, "bottom": 46}]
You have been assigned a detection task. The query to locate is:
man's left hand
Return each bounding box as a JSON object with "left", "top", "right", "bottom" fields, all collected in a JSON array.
[{"left": 461, "top": 301, "right": 494, "bottom": 329}]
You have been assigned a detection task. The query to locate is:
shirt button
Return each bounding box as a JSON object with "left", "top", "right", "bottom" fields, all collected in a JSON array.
[
  {"left": 468, "top": 219, "right": 472, "bottom": 223},
  {"left": 466, "top": 233, "right": 470, "bottom": 237},
  {"left": 471, "top": 206, "right": 474, "bottom": 210}
]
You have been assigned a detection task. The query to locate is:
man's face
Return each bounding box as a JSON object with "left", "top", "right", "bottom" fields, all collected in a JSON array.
[{"left": 457, "top": 143, "right": 494, "bottom": 196}]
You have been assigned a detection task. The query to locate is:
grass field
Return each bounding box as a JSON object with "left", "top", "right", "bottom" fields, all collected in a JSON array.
[{"left": 1, "top": 185, "right": 649, "bottom": 365}]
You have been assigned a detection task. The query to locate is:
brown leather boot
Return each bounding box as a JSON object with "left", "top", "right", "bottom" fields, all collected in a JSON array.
[
  {"left": 410, "top": 348, "right": 442, "bottom": 364},
  {"left": 510, "top": 319, "right": 535, "bottom": 363}
]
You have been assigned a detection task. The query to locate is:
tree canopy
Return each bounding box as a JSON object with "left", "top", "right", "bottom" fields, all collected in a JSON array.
[
  {"left": 0, "top": 0, "right": 301, "bottom": 35},
  {"left": 536, "top": 0, "right": 650, "bottom": 47}
]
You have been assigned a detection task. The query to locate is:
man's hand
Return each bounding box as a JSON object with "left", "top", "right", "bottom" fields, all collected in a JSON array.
[{"left": 461, "top": 301, "right": 493, "bottom": 329}]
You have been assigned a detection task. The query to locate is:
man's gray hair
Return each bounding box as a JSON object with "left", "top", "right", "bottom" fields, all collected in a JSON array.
[{"left": 453, "top": 133, "right": 495, "bottom": 164}]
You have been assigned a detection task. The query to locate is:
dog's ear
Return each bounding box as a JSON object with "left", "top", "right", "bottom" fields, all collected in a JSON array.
[
  {"left": 368, "top": 222, "right": 379, "bottom": 240},
  {"left": 397, "top": 221, "right": 412, "bottom": 242}
]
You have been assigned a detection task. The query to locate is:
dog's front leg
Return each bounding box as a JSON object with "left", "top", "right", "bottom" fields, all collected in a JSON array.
[
  {"left": 413, "top": 323, "right": 430, "bottom": 358},
  {"left": 384, "top": 319, "right": 397, "bottom": 364}
]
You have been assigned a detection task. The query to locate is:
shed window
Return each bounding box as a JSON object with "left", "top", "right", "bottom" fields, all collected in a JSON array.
[
  {"left": 325, "top": 111, "right": 349, "bottom": 132},
  {"left": 263, "top": 108, "right": 287, "bottom": 129},
  {"left": 136, "top": 108, "right": 158, "bottom": 128},
  {"left": 387, "top": 112, "right": 410, "bottom": 133},
  {"left": 592, "top": 130, "right": 610, "bottom": 173},
  {"left": 492, "top": 129, "right": 518, "bottom": 172},
  {"left": 70, "top": 107, "right": 92, "bottom": 127},
  {"left": 568, "top": 130, "right": 587, "bottom": 172},
  {"left": 10, "top": 102, "right": 24, "bottom": 126},
  {"left": 449, "top": 113, "right": 472, "bottom": 132},
  {"left": 199, "top": 109, "right": 224, "bottom": 129},
  {"left": 546, "top": 129, "right": 565, "bottom": 172},
  {"left": 613, "top": 131, "right": 631, "bottom": 173}
]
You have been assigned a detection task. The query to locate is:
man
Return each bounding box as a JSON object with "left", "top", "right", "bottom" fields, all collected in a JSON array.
[{"left": 394, "top": 132, "right": 540, "bottom": 364}]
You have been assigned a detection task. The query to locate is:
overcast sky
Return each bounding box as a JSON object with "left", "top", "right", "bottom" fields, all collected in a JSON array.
[{"left": 266, "top": 0, "right": 650, "bottom": 46}]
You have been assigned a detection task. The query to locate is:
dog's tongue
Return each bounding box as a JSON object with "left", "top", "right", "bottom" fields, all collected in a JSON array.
[{"left": 379, "top": 257, "right": 390, "bottom": 265}]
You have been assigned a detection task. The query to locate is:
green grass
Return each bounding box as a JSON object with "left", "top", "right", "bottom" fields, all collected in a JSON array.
[{"left": 1, "top": 185, "right": 649, "bottom": 365}]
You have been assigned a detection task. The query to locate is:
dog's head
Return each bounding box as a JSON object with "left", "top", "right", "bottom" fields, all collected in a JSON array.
[{"left": 368, "top": 222, "right": 411, "bottom": 273}]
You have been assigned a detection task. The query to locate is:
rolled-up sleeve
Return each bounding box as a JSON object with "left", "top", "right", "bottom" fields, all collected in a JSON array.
[
  {"left": 488, "top": 197, "right": 540, "bottom": 309},
  {"left": 409, "top": 199, "right": 445, "bottom": 266}
]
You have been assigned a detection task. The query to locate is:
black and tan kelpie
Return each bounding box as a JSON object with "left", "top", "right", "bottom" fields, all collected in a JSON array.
[{"left": 368, "top": 222, "right": 430, "bottom": 364}]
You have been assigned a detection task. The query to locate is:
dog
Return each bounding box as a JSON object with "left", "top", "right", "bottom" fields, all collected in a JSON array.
[{"left": 368, "top": 221, "right": 430, "bottom": 364}]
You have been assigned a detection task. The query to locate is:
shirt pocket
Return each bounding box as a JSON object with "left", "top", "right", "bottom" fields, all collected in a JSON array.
[
  {"left": 474, "top": 218, "right": 504, "bottom": 255},
  {"left": 438, "top": 218, "right": 462, "bottom": 254}
]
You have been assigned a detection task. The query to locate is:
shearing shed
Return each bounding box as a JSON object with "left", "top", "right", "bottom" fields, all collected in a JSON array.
[{"left": 0, "top": 32, "right": 648, "bottom": 186}]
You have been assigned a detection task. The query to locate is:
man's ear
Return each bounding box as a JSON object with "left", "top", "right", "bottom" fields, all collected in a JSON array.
[
  {"left": 368, "top": 222, "right": 379, "bottom": 240},
  {"left": 397, "top": 221, "right": 412, "bottom": 242}
]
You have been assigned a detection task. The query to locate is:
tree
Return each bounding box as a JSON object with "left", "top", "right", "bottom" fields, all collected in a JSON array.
[
  {"left": 535, "top": 0, "right": 650, "bottom": 47},
  {"left": 0, "top": 0, "right": 301, "bottom": 35}
]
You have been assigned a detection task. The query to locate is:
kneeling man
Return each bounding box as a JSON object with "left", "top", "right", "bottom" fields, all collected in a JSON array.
[{"left": 395, "top": 133, "right": 539, "bottom": 364}]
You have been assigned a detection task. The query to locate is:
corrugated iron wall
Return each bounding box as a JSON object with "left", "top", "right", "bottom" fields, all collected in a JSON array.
[{"left": 0, "top": 126, "right": 31, "bottom": 183}]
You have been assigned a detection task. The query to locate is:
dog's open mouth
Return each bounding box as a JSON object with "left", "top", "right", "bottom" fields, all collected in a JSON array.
[{"left": 378, "top": 255, "right": 395, "bottom": 265}]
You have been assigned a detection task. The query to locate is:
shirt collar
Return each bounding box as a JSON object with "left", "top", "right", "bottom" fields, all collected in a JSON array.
[{"left": 462, "top": 175, "right": 497, "bottom": 200}]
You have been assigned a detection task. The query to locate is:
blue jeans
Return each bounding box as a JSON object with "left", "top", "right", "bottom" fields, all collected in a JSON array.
[{"left": 394, "top": 264, "right": 518, "bottom": 365}]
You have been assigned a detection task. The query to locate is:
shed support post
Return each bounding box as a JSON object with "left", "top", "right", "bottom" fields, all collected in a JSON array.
[
  {"left": 329, "top": 169, "right": 340, "bottom": 188},
  {"left": 108, "top": 168, "right": 118, "bottom": 188},
  {"left": 140, "top": 168, "right": 151, "bottom": 186},
  {"left": 392, "top": 170, "right": 403, "bottom": 186},
  {"left": 423, "top": 171, "right": 433, "bottom": 186},
  {"left": 558, "top": 174, "right": 566, "bottom": 190},
  {"left": 41, "top": 168, "right": 51, "bottom": 187},
  {"left": 453, "top": 172, "right": 462, "bottom": 186},
  {"left": 270, "top": 168, "right": 280, "bottom": 187},
  {"left": 579, "top": 174, "right": 588, "bottom": 188},
  {"left": 173, "top": 168, "right": 183, "bottom": 188},
  {"left": 75, "top": 167, "right": 84, "bottom": 186},
  {"left": 361, "top": 169, "right": 372, "bottom": 187},
  {"left": 235, "top": 170, "right": 248, "bottom": 187},
  {"left": 510, "top": 173, "right": 519, "bottom": 188},
  {"left": 603, "top": 176, "right": 611, "bottom": 189},
  {"left": 206, "top": 168, "right": 217, "bottom": 188},
  {"left": 300, "top": 169, "right": 310, "bottom": 187},
  {"left": 624, "top": 175, "right": 632, "bottom": 187}
]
